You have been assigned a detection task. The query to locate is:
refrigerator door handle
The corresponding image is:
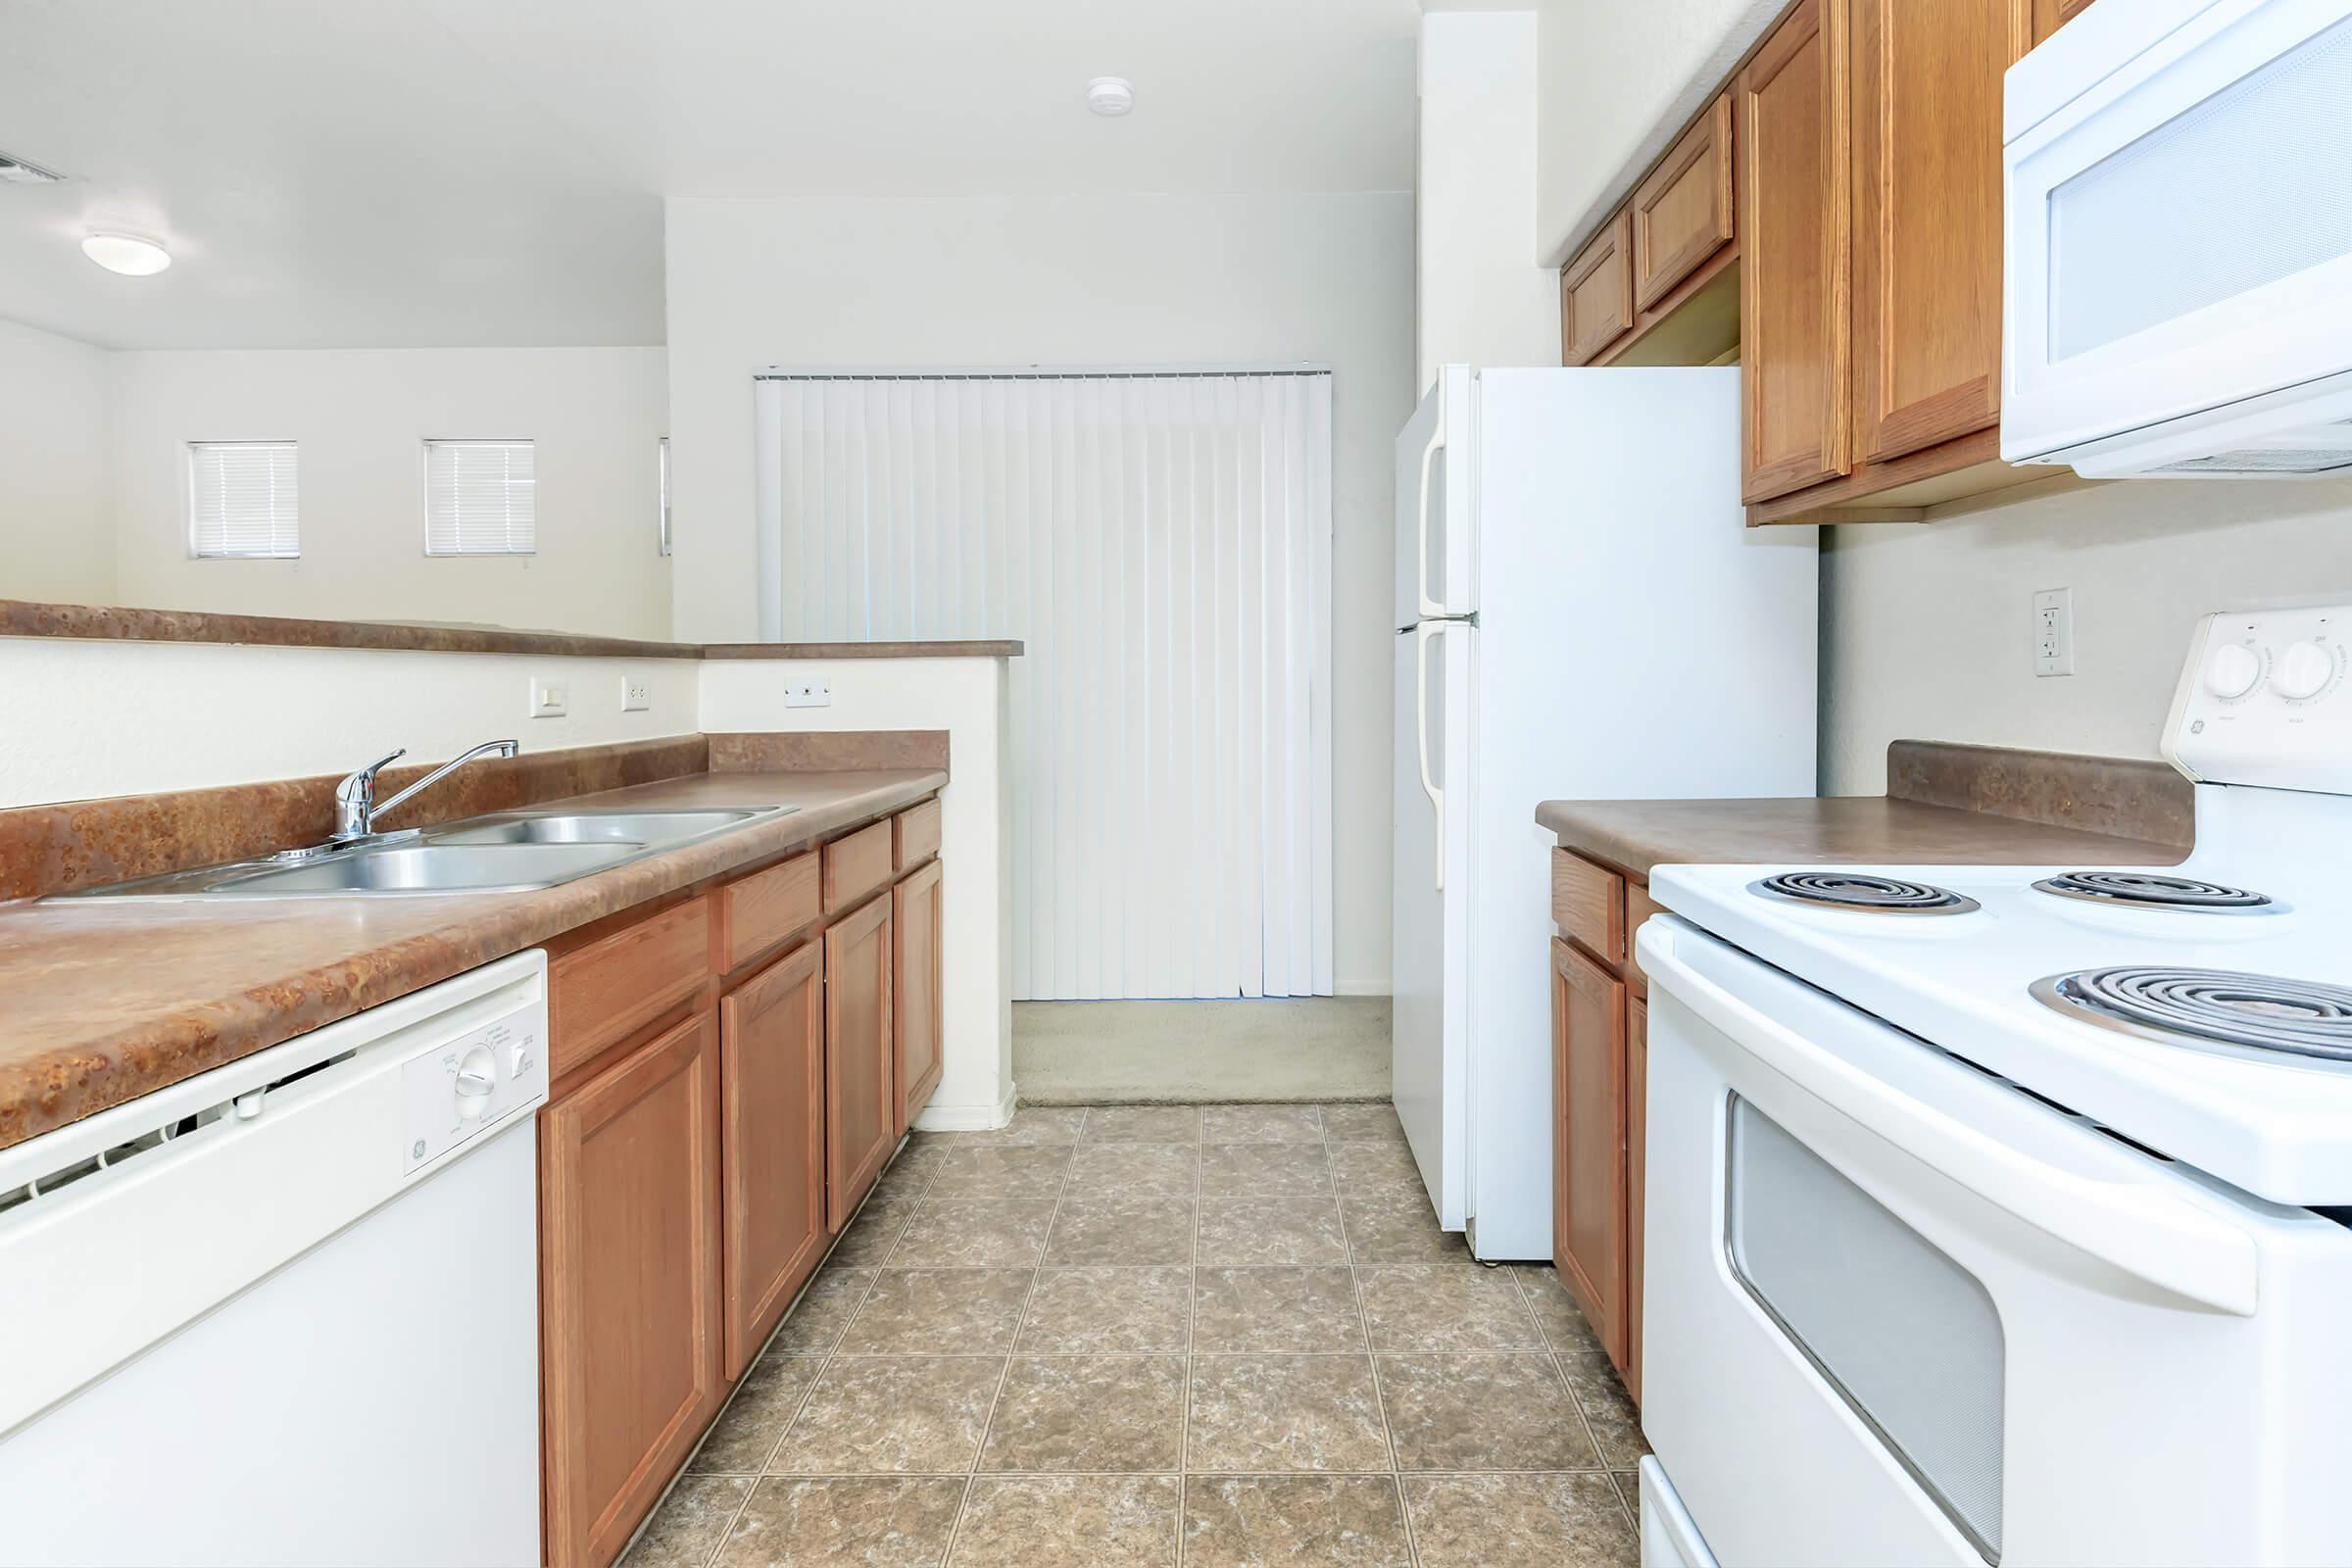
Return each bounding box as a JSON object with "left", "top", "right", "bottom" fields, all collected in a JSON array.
[
  {"left": 1415, "top": 619, "right": 1448, "bottom": 891},
  {"left": 1414, "top": 412, "right": 1446, "bottom": 621}
]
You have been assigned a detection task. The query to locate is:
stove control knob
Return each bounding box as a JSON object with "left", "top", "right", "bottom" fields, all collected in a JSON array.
[
  {"left": 2202, "top": 641, "right": 2264, "bottom": 700},
  {"left": 2271, "top": 639, "right": 2339, "bottom": 702},
  {"left": 454, "top": 1046, "right": 497, "bottom": 1123}
]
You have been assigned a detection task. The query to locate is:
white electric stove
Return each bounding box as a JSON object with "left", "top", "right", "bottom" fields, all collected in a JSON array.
[{"left": 1634, "top": 604, "right": 2352, "bottom": 1568}]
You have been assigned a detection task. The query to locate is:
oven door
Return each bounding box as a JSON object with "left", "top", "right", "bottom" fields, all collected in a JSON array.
[
  {"left": 1633, "top": 915, "right": 2336, "bottom": 1568},
  {"left": 2003, "top": 0, "right": 2352, "bottom": 469}
]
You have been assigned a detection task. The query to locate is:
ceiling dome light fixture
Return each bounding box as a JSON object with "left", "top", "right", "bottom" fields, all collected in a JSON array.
[
  {"left": 81, "top": 232, "right": 172, "bottom": 276},
  {"left": 1087, "top": 76, "right": 1135, "bottom": 117}
]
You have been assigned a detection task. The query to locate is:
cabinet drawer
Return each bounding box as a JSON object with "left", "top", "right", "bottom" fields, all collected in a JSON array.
[
  {"left": 550, "top": 899, "right": 711, "bottom": 1080},
  {"left": 822, "top": 819, "right": 896, "bottom": 913},
  {"left": 1560, "top": 211, "right": 1636, "bottom": 366},
  {"left": 1631, "top": 92, "right": 1735, "bottom": 311},
  {"left": 1551, "top": 850, "right": 1627, "bottom": 964},
  {"left": 893, "top": 797, "right": 942, "bottom": 871},
  {"left": 719, "top": 852, "right": 820, "bottom": 974},
  {"left": 1624, "top": 881, "right": 1668, "bottom": 995}
]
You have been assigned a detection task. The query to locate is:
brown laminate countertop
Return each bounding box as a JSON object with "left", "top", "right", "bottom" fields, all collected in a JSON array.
[
  {"left": 0, "top": 767, "right": 944, "bottom": 1152},
  {"left": 0, "top": 599, "right": 1022, "bottom": 662},
  {"left": 1534, "top": 795, "right": 2188, "bottom": 881}
]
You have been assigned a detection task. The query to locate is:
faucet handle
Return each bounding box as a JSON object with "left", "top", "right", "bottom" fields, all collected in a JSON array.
[{"left": 345, "top": 748, "right": 407, "bottom": 796}]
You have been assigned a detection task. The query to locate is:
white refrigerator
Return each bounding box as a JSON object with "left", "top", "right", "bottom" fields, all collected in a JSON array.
[{"left": 1392, "top": 366, "right": 1818, "bottom": 1260}]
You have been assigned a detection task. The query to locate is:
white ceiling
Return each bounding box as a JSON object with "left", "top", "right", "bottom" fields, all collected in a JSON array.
[{"left": 0, "top": 0, "right": 1420, "bottom": 350}]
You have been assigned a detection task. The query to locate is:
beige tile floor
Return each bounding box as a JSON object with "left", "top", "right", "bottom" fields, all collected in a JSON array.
[{"left": 624, "top": 1102, "right": 1647, "bottom": 1568}]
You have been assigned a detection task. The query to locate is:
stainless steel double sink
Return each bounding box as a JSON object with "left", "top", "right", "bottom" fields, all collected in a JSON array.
[{"left": 56, "top": 807, "right": 799, "bottom": 901}]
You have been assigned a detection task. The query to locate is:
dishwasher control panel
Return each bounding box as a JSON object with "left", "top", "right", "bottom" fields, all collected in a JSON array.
[{"left": 400, "top": 1004, "right": 548, "bottom": 1171}]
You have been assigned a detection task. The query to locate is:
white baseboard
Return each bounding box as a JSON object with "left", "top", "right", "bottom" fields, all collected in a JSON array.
[{"left": 911, "top": 1080, "right": 1016, "bottom": 1133}]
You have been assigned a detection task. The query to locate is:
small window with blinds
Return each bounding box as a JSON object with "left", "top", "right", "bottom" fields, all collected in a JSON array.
[
  {"left": 423, "top": 439, "right": 536, "bottom": 556},
  {"left": 658, "top": 436, "right": 672, "bottom": 556},
  {"left": 187, "top": 441, "right": 300, "bottom": 559}
]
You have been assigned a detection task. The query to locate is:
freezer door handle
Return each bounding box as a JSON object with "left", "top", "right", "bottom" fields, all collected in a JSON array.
[
  {"left": 1640, "top": 923, "right": 2261, "bottom": 1317},
  {"left": 1414, "top": 411, "right": 1445, "bottom": 621},
  {"left": 1414, "top": 619, "right": 1447, "bottom": 891}
]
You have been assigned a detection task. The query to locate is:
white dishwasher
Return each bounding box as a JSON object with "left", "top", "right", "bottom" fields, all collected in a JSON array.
[{"left": 0, "top": 951, "right": 549, "bottom": 1567}]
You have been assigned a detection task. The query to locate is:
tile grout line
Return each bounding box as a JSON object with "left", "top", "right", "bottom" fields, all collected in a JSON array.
[
  {"left": 679, "top": 1138, "right": 938, "bottom": 1568},
  {"left": 1505, "top": 1259, "right": 1639, "bottom": 1544},
  {"left": 1179, "top": 1104, "right": 1204, "bottom": 1568},
  {"left": 940, "top": 1106, "right": 1080, "bottom": 1564},
  {"left": 1331, "top": 1110, "right": 1423, "bottom": 1568}
]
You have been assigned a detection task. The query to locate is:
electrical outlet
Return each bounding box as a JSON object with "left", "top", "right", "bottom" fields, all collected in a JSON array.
[
  {"left": 2034, "top": 588, "right": 2076, "bottom": 677},
  {"left": 785, "top": 676, "right": 832, "bottom": 710},
  {"left": 620, "top": 673, "right": 651, "bottom": 712},
  {"left": 529, "top": 676, "right": 569, "bottom": 718}
]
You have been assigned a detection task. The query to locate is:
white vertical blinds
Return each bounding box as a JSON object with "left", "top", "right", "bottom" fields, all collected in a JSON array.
[
  {"left": 754, "top": 369, "right": 1335, "bottom": 1001},
  {"left": 187, "top": 441, "right": 300, "bottom": 559},
  {"left": 424, "top": 439, "right": 536, "bottom": 556}
]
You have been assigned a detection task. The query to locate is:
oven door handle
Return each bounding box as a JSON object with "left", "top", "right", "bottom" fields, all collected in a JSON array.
[{"left": 1644, "top": 935, "right": 2261, "bottom": 1317}]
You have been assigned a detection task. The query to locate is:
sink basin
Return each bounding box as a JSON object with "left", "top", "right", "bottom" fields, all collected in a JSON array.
[
  {"left": 52, "top": 803, "right": 801, "bottom": 901},
  {"left": 208, "top": 843, "right": 640, "bottom": 895},
  {"left": 427, "top": 808, "right": 764, "bottom": 848}
]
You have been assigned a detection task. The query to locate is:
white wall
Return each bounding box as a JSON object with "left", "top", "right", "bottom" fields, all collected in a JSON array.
[
  {"left": 0, "top": 638, "right": 700, "bottom": 808},
  {"left": 700, "top": 658, "right": 1014, "bottom": 1131},
  {"left": 105, "top": 347, "right": 672, "bottom": 639},
  {"left": 1534, "top": 0, "right": 1783, "bottom": 266},
  {"left": 0, "top": 318, "right": 114, "bottom": 604},
  {"left": 665, "top": 190, "right": 1415, "bottom": 995},
  {"left": 1821, "top": 480, "right": 2352, "bottom": 794},
  {"left": 1417, "top": 12, "right": 1560, "bottom": 390}
]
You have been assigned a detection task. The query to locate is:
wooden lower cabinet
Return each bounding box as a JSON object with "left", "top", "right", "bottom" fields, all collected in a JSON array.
[
  {"left": 892, "top": 858, "right": 945, "bottom": 1137},
  {"left": 718, "top": 940, "right": 827, "bottom": 1381},
  {"left": 1551, "top": 938, "right": 1630, "bottom": 1369},
  {"left": 824, "top": 891, "right": 897, "bottom": 1230},
  {"left": 537, "top": 807, "right": 947, "bottom": 1565},
  {"left": 540, "top": 1008, "right": 724, "bottom": 1568}
]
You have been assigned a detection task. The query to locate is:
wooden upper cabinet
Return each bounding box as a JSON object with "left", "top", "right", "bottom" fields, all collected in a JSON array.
[
  {"left": 893, "top": 858, "right": 945, "bottom": 1138},
  {"left": 718, "top": 940, "right": 827, "bottom": 1381},
  {"left": 824, "top": 891, "right": 897, "bottom": 1230},
  {"left": 1737, "top": 0, "right": 1852, "bottom": 503},
  {"left": 2033, "top": 0, "right": 2097, "bottom": 44},
  {"left": 1852, "top": 0, "right": 2033, "bottom": 464},
  {"left": 1551, "top": 938, "right": 1629, "bottom": 1370},
  {"left": 1560, "top": 212, "right": 1637, "bottom": 367},
  {"left": 1632, "top": 93, "right": 1736, "bottom": 313},
  {"left": 541, "top": 1008, "right": 724, "bottom": 1568}
]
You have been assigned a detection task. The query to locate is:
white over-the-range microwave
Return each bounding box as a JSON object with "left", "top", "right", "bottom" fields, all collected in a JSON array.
[{"left": 2002, "top": 0, "right": 2352, "bottom": 478}]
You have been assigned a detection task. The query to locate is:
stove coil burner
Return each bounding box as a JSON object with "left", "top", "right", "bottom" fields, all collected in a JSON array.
[
  {"left": 2034, "top": 966, "right": 2352, "bottom": 1060},
  {"left": 2033, "top": 870, "right": 2276, "bottom": 913},
  {"left": 1749, "top": 871, "right": 1981, "bottom": 915}
]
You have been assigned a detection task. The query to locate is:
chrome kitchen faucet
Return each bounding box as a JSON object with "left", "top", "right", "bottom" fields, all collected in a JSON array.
[{"left": 330, "top": 740, "right": 519, "bottom": 846}]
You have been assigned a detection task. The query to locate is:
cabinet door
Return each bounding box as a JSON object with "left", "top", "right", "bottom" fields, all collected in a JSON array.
[
  {"left": 1626, "top": 994, "right": 1648, "bottom": 1408},
  {"left": 824, "top": 891, "right": 896, "bottom": 1230},
  {"left": 542, "top": 1008, "right": 724, "bottom": 1568},
  {"left": 1737, "top": 0, "right": 1852, "bottom": 502},
  {"left": 2032, "top": 0, "right": 2095, "bottom": 44},
  {"left": 1853, "top": 0, "right": 2033, "bottom": 462},
  {"left": 892, "top": 858, "right": 945, "bottom": 1138},
  {"left": 720, "top": 940, "right": 826, "bottom": 1381},
  {"left": 1632, "top": 93, "right": 1736, "bottom": 312},
  {"left": 1550, "top": 939, "right": 1628, "bottom": 1369},
  {"left": 1560, "top": 211, "right": 1636, "bottom": 366}
]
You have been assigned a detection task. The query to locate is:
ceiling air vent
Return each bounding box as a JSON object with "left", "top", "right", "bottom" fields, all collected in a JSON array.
[{"left": 0, "top": 150, "right": 66, "bottom": 185}]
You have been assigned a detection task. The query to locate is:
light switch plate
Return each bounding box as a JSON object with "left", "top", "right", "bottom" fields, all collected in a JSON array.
[
  {"left": 2034, "top": 588, "right": 2076, "bottom": 677},
  {"left": 620, "top": 673, "right": 651, "bottom": 712},
  {"left": 785, "top": 677, "right": 832, "bottom": 710},
  {"left": 529, "top": 676, "right": 569, "bottom": 717}
]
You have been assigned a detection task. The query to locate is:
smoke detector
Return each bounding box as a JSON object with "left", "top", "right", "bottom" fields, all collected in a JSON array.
[
  {"left": 0, "top": 150, "right": 67, "bottom": 186},
  {"left": 1087, "top": 76, "right": 1135, "bottom": 117}
]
